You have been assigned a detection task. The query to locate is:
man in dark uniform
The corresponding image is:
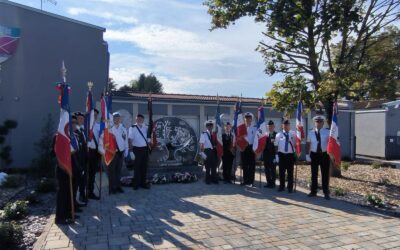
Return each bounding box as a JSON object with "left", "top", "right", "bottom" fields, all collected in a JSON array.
[
  {"left": 241, "top": 113, "right": 256, "bottom": 187},
  {"left": 128, "top": 114, "right": 151, "bottom": 190},
  {"left": 222, "top": 122, "right": 235, "bottom": 183},
  {"left": 75, "top": 112, "right": 88, "bottom": 203},
  {"left": 71, "top": 115, "right": 84, "bottom": 213},
  {"left": 52, "top": 134, "right": 77, "bottom": 225},
  {"left": 306, "top": 115, "right": 331, "bottom": 200},
  {"left": 262, "top": 120, "right": 277, "bottom": 188},
  {"left": 87, "top": 109, "right": 100, "bottom": 200},
  {"left": 199, "top": 120, "right": 218, "bottom": 184},
  {"left": 275, "top": 119, "right": 296, "bottom": 193}
]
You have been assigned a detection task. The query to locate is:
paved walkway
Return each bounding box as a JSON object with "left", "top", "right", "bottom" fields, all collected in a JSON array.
[{"left": 35, "top": 173, "right": 400, "bottom": 250}]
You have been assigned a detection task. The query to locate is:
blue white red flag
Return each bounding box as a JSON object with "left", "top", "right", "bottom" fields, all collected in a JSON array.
[
  {"left": 233, "top": 100, "right": 248, "bottom": 151},
  {"left": 85, "top": 89, "right": 95, "bottom": 141},
  {"left": 327, "top": 102, "right": 341, "bottom": 168},
  {"left": 212, "top": 101, "right": 223, "bottom": 159},
  {"left": 253, "top": 105, "right": 267, "bottom": 156},
  {"left": 295, "top": 100, "right": 305, "bottom": 156}
]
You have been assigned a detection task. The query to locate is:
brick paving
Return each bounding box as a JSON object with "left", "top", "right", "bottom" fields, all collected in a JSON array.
[{"left": 34, "top": 173, "right": 400, "bottom": 250}]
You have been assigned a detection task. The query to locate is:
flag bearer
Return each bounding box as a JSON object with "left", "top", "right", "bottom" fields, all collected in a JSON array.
[
  {"left": 107, "top": 112, "right": 128, "bottom": 194},
  {"left": 129, "top": 114, "right": 151, "bottom": 190},
  {"left": 275, "top": 119, "right": 296, "bottom": 193},
  {"left": 263, "top": 120, "right": 277, "bottom": 188},
  {"left": 306, "top": 115, "right": 331, "bottom": 200},
  {"left": 75, "top": 112, "right": 88, "bottom": 203},
  {"left": 87, "top": 109, "right": 101, "bottom": 200},
  {"left": 241, "top": 113, "right": 256, "bottom": 187},
  {"left": 71, "top": 115, "right": 84, "bottom": 212},
  {"left": 222, "top": 122, "right": 235, "bottom": 183},
  {"left": 199, "top": 120, "right": 218, "bottom": 184}
]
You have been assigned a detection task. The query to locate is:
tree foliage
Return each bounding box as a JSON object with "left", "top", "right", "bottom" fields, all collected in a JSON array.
[
  {"left": 108, "top": 78, "right": 117, "bottom": 92},
  {"left": 119, "top": 73, "right": 164, "bottom": 93},
  {"left": 205, "top": 0, "right": 400, "bottom": 117}
]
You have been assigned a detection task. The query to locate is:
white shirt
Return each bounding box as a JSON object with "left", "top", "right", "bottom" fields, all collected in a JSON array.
[
  {"left": 88, "top": 123, "right": 100, "bottom": 149},
  {"left": 111, "top": 124, "right": 128, "bottom": 156},
  {"left": 199, "top": 130, "right": 214, "bottom": 149},
  {"left": 245, "top": 126, "right": 257, "bottom": 145},
  {"left": 128, "top": 124, "right": 149, "bottom": 147},
  {"left": 307, "top": 128, "right": 329, "bottom": 153},
  {"left": 275, "top": 130, "right": 296, "bottom": 154}
]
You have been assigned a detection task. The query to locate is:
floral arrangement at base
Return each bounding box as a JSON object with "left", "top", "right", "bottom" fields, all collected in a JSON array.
[{"left": 120, "top": 172, "right": 198, "bottom": 186}]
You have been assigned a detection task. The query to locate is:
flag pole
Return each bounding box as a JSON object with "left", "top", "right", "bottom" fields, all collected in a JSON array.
[
  {"left": 239, "top": 94, "right": 243, "bottom": 185},
  {"left": 99, "top": 88, "right": 106, "bottom": 200},
  {"left": 61, "top": 61, "right": 75, "bottom": 221},
  {"left": 294, "top": 91, "right": 303, "bottom": 193},
  {"left": 216, "top": 94, "right": 221, "bottom": 181}
]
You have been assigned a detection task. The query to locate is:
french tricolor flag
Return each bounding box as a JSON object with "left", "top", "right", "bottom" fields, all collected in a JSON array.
[
  {"left": 253, "top": 105, "right": 267, "bottom": 156},
  {"left": 327, "top": 102, "right": 341, "bottom": 167},
  {"left": 233, "top": 100, "right": 248, "bottom": 151},
  {"left": 100, "top": 93, "right": 117, "bottom": 166},
  {"left": 54, "top": 82, "right": 72, "bottom": 176},
  {"left": 295, "top": 100, "right": 305, "bottom": 156},
  {"left": 213, "top": 101, "right": 223, "bottom": 159}
]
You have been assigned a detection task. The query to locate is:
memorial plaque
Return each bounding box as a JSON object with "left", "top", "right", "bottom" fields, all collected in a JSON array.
[{"left": 149, "top": 117, "right": 198, "bottom": 167}]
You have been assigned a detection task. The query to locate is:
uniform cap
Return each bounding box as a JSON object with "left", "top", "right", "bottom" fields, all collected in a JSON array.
[
  {"left": 244, "top": 112, "right": 253, "bottom": 118},
  {"left": 204, "top": 120, "right": 214, "bottom": 126},
  {"left": 312, "top": 115, "right": 325, "bottom": 122},
  {"left": 267, "top": 120, "right": 274, "bottom": 125},
  {"left": 113, "top": 112, "right": 121, "bottom": 117}
]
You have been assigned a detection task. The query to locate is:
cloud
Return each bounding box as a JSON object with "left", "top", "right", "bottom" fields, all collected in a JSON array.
[
  {"left": 67, "top": 7, "right": 138, "bottom": 24},
  {"left": 105, "top": 24, "right": 235, "bottom": 61}
]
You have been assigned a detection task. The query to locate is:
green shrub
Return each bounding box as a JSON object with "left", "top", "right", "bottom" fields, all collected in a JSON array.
[
  {"left": 3, "top": 200, "right": 28, "bottom": 220},
  {"left": 0, "top": 175, "right": 24, "bottom": 188},
  {"left": 25, "top": 190, "right": 39, "bottom": 205},
  {"left": 341, "top": 162, "right": 350, "bottom": 171},
  {"left": 0, "top": 222, "right": 23, "bottom": 249},
  {"left": 366, "top": 194, "right": 385, "bottom": 207},
  {"left": 35, "top": 177, "right": 56, "bottom": 193},
  {"left": 372, "top": 161, "right": 382, "bottom": 169},
  {"left": 332, "top": 187, "right": 347, "bottom": 196}
]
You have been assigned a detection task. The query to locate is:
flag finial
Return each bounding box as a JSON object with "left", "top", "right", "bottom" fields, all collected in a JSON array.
[
  {"left": 88, "top": 81, "right": 94, "bottom": 91},
  {"left": 61, "top": 61, "right": 67, "bottom": 82}
]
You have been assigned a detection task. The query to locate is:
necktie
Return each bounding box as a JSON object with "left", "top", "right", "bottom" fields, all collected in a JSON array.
[
  {"left": 284, "top": 132, "right": 289, "bottom": 152},
  {"left": 316, "top": 130, "right": 322, "bottom": 153}
]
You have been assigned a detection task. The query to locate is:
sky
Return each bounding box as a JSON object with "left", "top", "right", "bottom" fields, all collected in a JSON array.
[{"left": 11, "top": 0, "right": 283, "bottom": 97}]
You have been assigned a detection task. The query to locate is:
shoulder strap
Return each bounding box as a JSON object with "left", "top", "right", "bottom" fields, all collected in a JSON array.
[{"left": 133, "top": 125, "right": 149, "bottom": 147}]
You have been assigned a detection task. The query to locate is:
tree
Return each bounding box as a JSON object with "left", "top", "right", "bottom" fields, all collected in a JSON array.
[
  {"left": 119, "top": 73, "right": 164, "bottom": 93},
  {"left": 108, "top": 78, "right": 117, "bottom": 92},
  {"left": 205, "top": 0, "right": 399, "bottom": 114},
  {"left": 205, "top": 0, "right": 400, "bottom": 176}
]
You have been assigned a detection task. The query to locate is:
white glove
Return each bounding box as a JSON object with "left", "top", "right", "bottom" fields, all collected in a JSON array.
[
  {"left": 275, "top": 154, "right": 279, "bottom": 164},
  {"left": 200, "top": 152, "right": 207, "bottom": 160},
  {"left": 129, "top": 152, "right": 135, "bottom": 161},
  {"left": 306, "top": 154, "right": 311, "bottom": 162}
]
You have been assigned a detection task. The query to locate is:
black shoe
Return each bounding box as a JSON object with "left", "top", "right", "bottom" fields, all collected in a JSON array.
[
  {"left": 277, "top": 187, "right": 284, "bottom": 192},
  {"left": 213, "top": 181, "right": 219, "bottom": 184},
  {"left": 109, "top": 189, "right": 117, "bottom": 194},
  {"left": 288, "top": 189, "right": 293, "bottom": 193},
  {"left": 88, "top": 193, "right": 100, "bottom": 200},
  {"left": 307, "top": 192, "right": 317, "bottom": 197},
  {"left": 74, "top": 207, "right": 83, "bottom": 213},
  {"left": 116, "top": 187, "right": 124, "bottom": 193},
  {"left": 141, "top": 185, "right": 150, "bottom": 189},
  {"left": 75, "top": 201, "right": 86, "bottom": 207},
  {"left": 240, "top": 182, "right": 246, "bottom": 186},
  {"left": 133, "top": 186, "right": 139, "bottom": 190},
  {"left": 264, "top": 184, "right": 269, "bottom": 188},
  {"left": 324, "top": 194, "right": 331, "bottom": 200},
  {"left": 79, "top": 195, "right": 88, "bottom": 203}
]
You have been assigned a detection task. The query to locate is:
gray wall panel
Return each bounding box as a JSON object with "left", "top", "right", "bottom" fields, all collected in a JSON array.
[
  {"left": 172, "top": 105, "right": 200, "bottom": 116},
  {"left": 355, "top": 111, "right": 386, "bottom": 157}
]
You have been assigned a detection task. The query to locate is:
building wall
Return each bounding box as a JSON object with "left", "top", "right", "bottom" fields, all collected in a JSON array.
[
  {"left": 385, "top": 106, "right": 400, "bottom": 159},
  {"left": 355, "top": 110, "right": 386, "bottom": 158},
  {"left": 0, "top": 2, "right": 108, "bottom": 167}
]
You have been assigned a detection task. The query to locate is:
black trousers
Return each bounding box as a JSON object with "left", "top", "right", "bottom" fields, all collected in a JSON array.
[
  {"left": 241, "top": 145, "right": 255, "bottom": 184},
  {"left": 78, "top": 161, "right": 87, "bottom": 198},
  {"left": 310, "top": 152, "right": 330, "bottom": 194},
  {"left": 264, "top": 156, "right": 276, "bottom": 186},
  {"left": 278, "top": 153, "right": 295, "bottom": 191},
  {"left": 88, "top": 149, "right": 100, "bottom": 194},
  {"left": 107, "top": 151, "right": 123, "bottom": 192},
  {"left": 133, "top": 147, "right": 149, "bottom": 188},
  {"left": 222, "top": 152, "right": 234, "bottom": 182},
  {"left": 55, "top": 167, "right": 72, "bottom": 221},
  {"left": 72, "top": 154, "right": 82, "bottom": 206},
  {"left": 204, "top": 148, "right": 218, "bottom": 183}
]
